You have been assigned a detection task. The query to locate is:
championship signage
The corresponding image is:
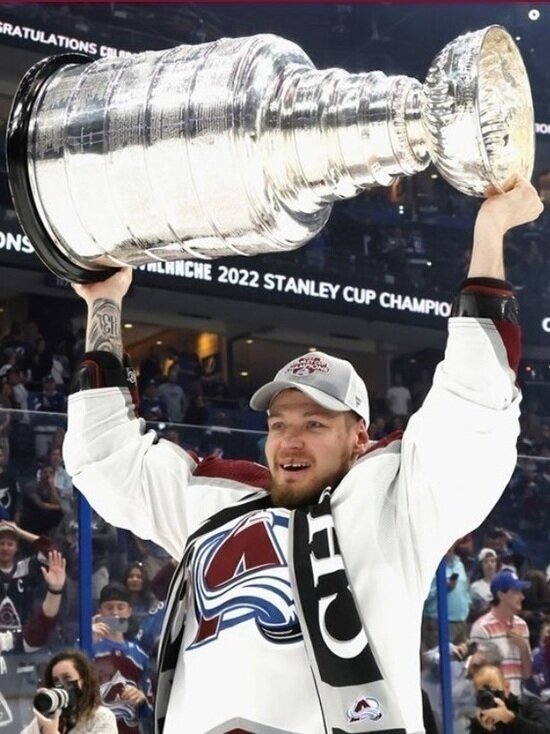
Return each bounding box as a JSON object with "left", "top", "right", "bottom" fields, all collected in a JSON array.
[
  {"left": 0, "top": 14, "right": 137, "bottom": 57},
  {"left": 136, "top": 259, "right": 452, "bottom": 325},
  {"left": 0, "top": 224, "right": 452, "bottom": 328},
  {"left": 0, "top": 224, "right": 548, "bottom": 343}
]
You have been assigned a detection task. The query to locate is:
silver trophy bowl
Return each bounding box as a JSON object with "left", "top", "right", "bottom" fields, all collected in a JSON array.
[
  {"left": 424, "top": 26, "right": 534, "bottom": 197},
  {"left": 6, "top": 25, "right": 534, "bottom": 282}
]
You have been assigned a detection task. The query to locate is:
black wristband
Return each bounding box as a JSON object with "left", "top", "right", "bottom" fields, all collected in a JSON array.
[
  {"left": 71, "top": 351, "right": 137, "bottom": 391},
  {"left": 451, "top": 291, "right": 519, "bottom": 323},
  {"left": 70, "top": 350, "right": 127, "bottom": 392},
  {"left": 46, "top": 586, "right": 63, "bottom": 595},
  {"left": 70, "top": 350, "right": 140, "bottom": 409}
]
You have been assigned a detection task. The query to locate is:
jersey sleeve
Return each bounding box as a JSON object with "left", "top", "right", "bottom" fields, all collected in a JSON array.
[
  {"left": 22, "top": 606, "right": 58, "bottom": 652},
  {"left": 399, "top": 314, "right": 521, "bottom": 585},
  {"left": 63, "top": 387, "right": 258, "bottom": 560},
  {"left": 333, "top": 313, "right": 522, "bottom": 606}
]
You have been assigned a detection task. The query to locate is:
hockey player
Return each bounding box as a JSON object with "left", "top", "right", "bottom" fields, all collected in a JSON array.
[{"left": 63, "top": 176, "right": 543, "bottom": 734}]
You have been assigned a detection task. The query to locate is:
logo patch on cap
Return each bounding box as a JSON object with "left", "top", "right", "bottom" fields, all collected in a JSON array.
[{"left": 285, "top": 356, "right": 330, "bottom": 377}]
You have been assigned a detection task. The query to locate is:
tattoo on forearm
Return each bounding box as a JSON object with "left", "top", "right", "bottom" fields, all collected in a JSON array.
[{"left": 87, "top": 299, "right": 123, "bottom": 361}]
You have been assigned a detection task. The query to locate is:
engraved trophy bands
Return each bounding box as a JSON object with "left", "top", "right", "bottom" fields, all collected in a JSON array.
[{"left": 6, "top": 25, "right": 534, "bottom": 282}]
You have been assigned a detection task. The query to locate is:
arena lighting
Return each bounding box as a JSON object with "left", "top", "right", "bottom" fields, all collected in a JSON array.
[
  {"left": 123, "top": 323, "right": 133, "bottom": 329},
  {"left": 515, "top": 36, "right": 522, "bottom": 42},
  {"left": 155, "top": 340, "right": 163, "bottom": 345},
  {"left": 308, "top": 346, "right": 317, "bottom": 352},
  {"left": 528, "top": 8, "right": 540, "bottom": 20},
  {"left": 245, "top": 338, "right": 254, "bottom": 344},
  {"left": 240, "top": 371, "right": 249, "bottom": 377}
]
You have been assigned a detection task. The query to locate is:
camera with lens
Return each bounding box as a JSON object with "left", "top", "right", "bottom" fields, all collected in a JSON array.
[
  {"left": 476, "top": 687, "right": 499, "bottom": 710},
  {"left": 33, "top": 684, "right": 77, "bottom": 715},
  {"left": 466, "top": 641, "right": 478, "bottom": 656}
]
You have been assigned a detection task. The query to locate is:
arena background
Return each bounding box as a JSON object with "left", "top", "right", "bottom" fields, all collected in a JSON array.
[{"left": 0, "top": 5, "right": 549, "bottom": 734}]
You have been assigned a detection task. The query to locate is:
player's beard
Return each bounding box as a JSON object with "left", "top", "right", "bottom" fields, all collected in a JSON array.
[{"left": 269, "top": 452, "right": 356, "bottom": 509}]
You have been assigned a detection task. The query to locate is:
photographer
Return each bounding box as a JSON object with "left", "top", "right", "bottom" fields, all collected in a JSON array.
[
  {"left": 21, "top": 649, "right": 116, "bottom": 734},
  {"left": 470, "top": 664, "right": 550, "bottom": 734}
]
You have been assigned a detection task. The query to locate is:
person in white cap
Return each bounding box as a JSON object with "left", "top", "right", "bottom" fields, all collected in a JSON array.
[
  {"left": 470, "top": 548, "right": 500, "bottom": 619},
  {"left": 63, "top": 176, "right": 542, "bottom": 734}
]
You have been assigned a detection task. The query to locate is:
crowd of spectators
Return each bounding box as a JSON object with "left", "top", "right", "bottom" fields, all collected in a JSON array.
[
  {"left": 0, "top": 316, "right": 274, "bottom": 733},
  {"left": 0, "top": 324, "right": 206, "bottom": 732},
  {"left": 421, "top": 558, "right": 550, "bottom": 733},
  {"left": 254, "top": 174, "right": 550, "bottom": 309}
]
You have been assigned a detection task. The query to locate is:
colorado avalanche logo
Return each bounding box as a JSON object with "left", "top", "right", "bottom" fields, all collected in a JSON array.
[
  {"left": 188, "top": 510, "right": 300, "bottom": 648},
  {"left": 347, "top": 696, "right": 383, "bottom": 723},
  {"left": 99, "top": 670, "right": 140, "bottom": 728},
  {"left": 0, "top": 597, "right": 21, "bottom": 630},
  {"left": 285, "top": 355, "right": 329, "bottom": 377}
]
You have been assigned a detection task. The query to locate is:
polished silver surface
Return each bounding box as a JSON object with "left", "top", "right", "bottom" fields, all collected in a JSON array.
[
  {"left": 422, "top": 26, "right": 534, "bottom": 197},
  {"left": 20, "top": 26, "right": 534, "bottom": 273}
]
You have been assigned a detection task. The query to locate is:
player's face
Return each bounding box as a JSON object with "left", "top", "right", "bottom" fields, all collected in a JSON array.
[{"left": 265, "top": 389, "right": 368, "bottom": 509}]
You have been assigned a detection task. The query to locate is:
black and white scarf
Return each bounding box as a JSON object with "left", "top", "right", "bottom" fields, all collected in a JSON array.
[{"left": 155, "top": 488, "right": 407, "bottom": 734}]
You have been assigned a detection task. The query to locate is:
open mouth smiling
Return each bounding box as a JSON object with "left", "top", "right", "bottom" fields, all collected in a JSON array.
[{"left": 281, "top": 462, "right": 311, "bottom": 472}]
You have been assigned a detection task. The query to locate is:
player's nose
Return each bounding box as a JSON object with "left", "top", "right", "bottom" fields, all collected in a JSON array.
[{"left": 280, "top": 429, "right": 306, "bottom": 448}]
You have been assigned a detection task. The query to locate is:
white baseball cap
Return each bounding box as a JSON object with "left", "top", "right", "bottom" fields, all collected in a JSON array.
[
  {"left": 250, "top": 351, "right": 370, "bottom": 424},
  {"left": 478, "top": 547, "right": 498, "bottom": 562}
]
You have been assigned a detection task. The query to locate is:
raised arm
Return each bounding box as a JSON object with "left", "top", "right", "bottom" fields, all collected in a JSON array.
[
  {"left": 65, "top": 265, "right": 256, "bottom": 559},
  {"left": 391, "top": 177, "right": 544, "bottom": 584},
  {"left": 72, "top": 266, "right": 133, "bottom": 362},
  {"left": 22, "top": 550, "right": 67, "bottom": 652},
  {"left": 467, "top": 175, "right": 543, "bottom": 279}
]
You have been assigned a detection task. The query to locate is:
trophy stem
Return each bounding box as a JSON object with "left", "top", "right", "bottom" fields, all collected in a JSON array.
[{"left": 265, "top": 67, "right": 430, "bottom": 215}]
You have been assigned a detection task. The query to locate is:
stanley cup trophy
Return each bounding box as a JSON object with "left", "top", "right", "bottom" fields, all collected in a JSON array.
[{"left": 6, "top": 25, "right": 534, "bottom": 282}]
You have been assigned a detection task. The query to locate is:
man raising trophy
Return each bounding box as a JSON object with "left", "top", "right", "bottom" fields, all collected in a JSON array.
[{"left": 5, "top": 21, "right": 544, "bottom": 734}]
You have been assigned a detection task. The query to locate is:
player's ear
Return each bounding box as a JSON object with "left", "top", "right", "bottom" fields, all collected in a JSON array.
[{"left": 352, "top": 418, "right": 369, "bottom": 457}]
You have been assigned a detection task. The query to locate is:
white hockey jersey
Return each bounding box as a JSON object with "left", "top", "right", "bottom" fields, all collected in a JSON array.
[{"left": 64, "top": 317, "right": 521, "bottom": 734}]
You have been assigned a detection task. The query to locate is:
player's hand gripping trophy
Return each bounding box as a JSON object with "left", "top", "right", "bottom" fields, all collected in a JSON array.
[{"left": 6, "top": 25, "right": 533, "bottom": 282}]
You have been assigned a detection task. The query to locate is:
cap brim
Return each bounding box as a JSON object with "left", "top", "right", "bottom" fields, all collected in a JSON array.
[
  {"left": 250, "top": 380, "right": 350, "bottom": 414},
  {"left": 493, "top": 580, "right": 531, "bottom": 593}
]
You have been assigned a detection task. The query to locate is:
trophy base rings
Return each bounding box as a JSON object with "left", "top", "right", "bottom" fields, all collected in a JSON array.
[{"left": 7, "top": 52, "right": 117, "bottom": 283}]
